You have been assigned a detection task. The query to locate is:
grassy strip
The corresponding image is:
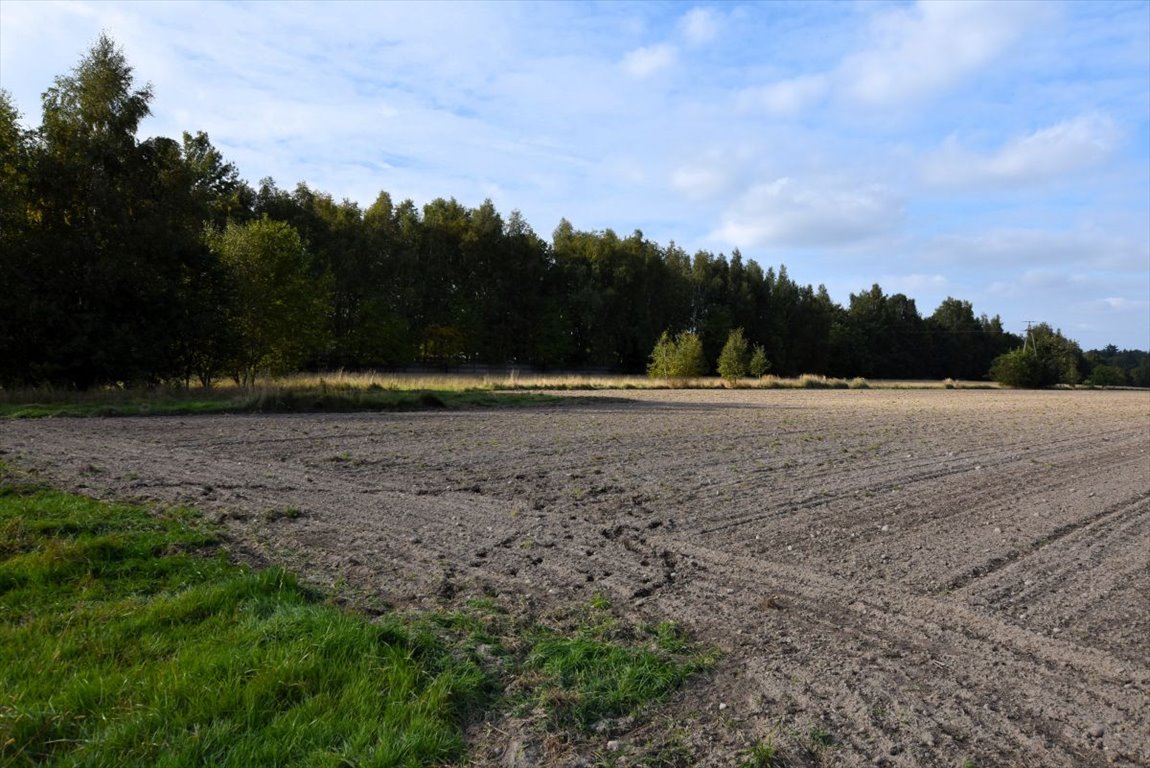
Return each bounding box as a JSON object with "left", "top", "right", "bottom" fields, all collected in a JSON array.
[
  {"left": 0, "top": 473, "right": 713, "bottom": 766},
  {"left": 0, "top": 387, "right": 562, "bottom": 419},
  {"left": 0, "top": 483, "right": 488, "bottom": 767}
]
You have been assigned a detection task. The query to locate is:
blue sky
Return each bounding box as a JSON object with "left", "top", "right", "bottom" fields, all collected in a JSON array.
[{"left": 2, "top": 0, "right": 1148, "bottom": 350}]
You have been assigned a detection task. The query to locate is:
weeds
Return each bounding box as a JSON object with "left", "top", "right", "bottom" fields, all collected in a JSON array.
[
  {"left": 739, "top": 738, "right": 783, "bottom": 768},
  {"left": 808, "top": 726, "right": 834, "bottom": 750},
  {"left": 260, "top": 506, "right": 302, "bottom": 522}
]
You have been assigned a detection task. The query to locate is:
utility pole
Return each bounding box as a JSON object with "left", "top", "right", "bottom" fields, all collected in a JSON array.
[{"left": 1022, "top": 321, "right": 1038, "bottom": 353}]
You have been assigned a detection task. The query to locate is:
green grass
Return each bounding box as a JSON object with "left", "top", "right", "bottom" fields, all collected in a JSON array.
[
  {"left": 0, "top": 387, "right": 562, "bottom": 419},
  {"left": 435, "top": 596, "right": 716, "bottom": 731},
  {"left": 738, "top": 739, "right": 782, "bottom": 768},
  {"left": 525, "top": 615, "right": 712, "bottom": 729},
  {"left": 0, "top": 471, "right": 714, "bottom": 766},
  {"left": 0, "top": 482, "right": 488, "bottom": 767}
]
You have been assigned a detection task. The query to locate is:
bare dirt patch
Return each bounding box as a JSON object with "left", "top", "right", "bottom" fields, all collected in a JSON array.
[{"left": 4, "top": 389, "right": 1148, "bottom": 766}]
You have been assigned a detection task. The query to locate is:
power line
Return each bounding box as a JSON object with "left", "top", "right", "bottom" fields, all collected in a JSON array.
[{"left": 1022, "top": 321, "right": 1039, "bottom": 352}]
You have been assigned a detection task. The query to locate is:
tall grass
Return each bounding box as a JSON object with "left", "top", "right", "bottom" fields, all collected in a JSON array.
[
  {"left": 0, "top": 372, "right": 993, "bottom": 413},
  {"left": 0, "top": 372, "right": 1000, "bottom": 417}
]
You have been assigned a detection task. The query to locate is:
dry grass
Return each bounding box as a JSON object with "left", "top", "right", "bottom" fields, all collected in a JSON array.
[
  {"left": 273, "top": 371, "right": 997, "bottom": 392},
  {"left": 0, "top": 372, "right": 999, "bottom": 406}
]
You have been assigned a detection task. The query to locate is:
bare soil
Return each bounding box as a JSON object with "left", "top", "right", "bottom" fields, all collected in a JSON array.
[{"left": 4, "top": 388, "right": 1149, "bottom": 767}]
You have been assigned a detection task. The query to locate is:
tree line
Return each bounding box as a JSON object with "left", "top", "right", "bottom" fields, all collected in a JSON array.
[{"left": 2, "top": 36, "right": 1147, "bottom": 389}]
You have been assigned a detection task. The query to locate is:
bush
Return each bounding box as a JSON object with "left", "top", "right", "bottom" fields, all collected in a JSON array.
[
  {"left": 989, "top": 348, "right": 1046, "bottom": 388},
  {"left": 647, "top": 330, "right": 706, "bottom": 380},
  {"left": 749, "top": 344, "right": 770, "bottom": 378},
  {"left": 717, "top": 329, "right": 750, "bottom": 386}
]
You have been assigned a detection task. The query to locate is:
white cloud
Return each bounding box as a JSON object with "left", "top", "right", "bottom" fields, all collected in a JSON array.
[
  {"left": 713, "top": 177, "right": 902, "bottom": 249},
  {"left": 840, "top": 0, "right": 1038, "bottom": 106},
  {"left": 882, "top": 273, "right": 949, "bottom": 294},
  {"left": 1096, "top": 297, "right": 1149, "bottom": 311},
  {"left": 679, "top": 7, "right": 720, "bottom": 46},
  {"left": 924, "top": 228, "right": 1149, "bottom": 271},
  {"left": 738, "top": 75, "right": 827, "bottom": 116},
  {"left": 670, "top": 163, "right": 731, "bottom": 201},
  {"left": 923, "top": 114, "right": 1120, "bottom": 187},
  {"left": 622, "top": 43, "right": 676, "bottom": 78}
]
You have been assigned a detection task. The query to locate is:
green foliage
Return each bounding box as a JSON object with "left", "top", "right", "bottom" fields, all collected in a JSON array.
[
  {"left": 717, "top": 328, "right": 750, "bottom": 385},
  {"left": 1086, "top": 364, "right": 1126, "bottom": 387},
  {"left": 989, "top": 348, "right": 1046, "bottom": 388},
  {"left": 1083, "top": 345, "right": 1150, "bottom": 388},
  {"left": 749, "top": 344, "right": 770, "bottom": 378},
  {"left": 1132, "top": 358, "right": 1150, "bottom": 388},
  {"left": 647, "top": 330, "right": 707, "bottom": 380},
  {"left": 207, "top": 218, "right": 330, "bottom": 385},
  {"left": 990, "top": 324, "right": 1084, "bottom": 388}
]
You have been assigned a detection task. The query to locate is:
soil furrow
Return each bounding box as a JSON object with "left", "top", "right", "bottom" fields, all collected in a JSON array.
[{"left": 4, "top": 388, "right": 1148, "bottom": 766}]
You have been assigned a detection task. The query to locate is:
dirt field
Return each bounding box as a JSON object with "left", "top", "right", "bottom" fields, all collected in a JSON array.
[{"left": 4, "top": 388, "right": 1148, "bottom": 767}]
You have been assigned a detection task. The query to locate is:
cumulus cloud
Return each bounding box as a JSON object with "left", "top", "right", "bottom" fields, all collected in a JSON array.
[
  {"left": 923, "top": 114, "right": 1120, "bottom": 187},
  {"left": 713, "top": 177, "right": 902, "bottom": 249},
  {"left": 840, "top": 0, "right": 1038, "bottom": 106},
  {"left": 737, "top": 75, "right": 827, "bottom": 116},
  {"left": 679, "top": 7, "right": 720, "bottom": 46},
  {"left": 622, "top": 43, "right": 676, "bottom": 78}
]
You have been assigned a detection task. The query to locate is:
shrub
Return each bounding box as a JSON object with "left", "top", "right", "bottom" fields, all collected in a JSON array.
[
  {"left": 749, "top": 344, "right": 770, "bottom": 378},
  {"left": 647, "top": 330, "right": 706, "bottom": 380},
  {"left": 989, "top": 348, "right": 1047, "bottom": 388},
  {"left": 717, "top": 329, "right": 750, "bottom": 386}
]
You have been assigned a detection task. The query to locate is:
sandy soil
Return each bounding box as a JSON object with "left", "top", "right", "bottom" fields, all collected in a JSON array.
[{"left": 4, "top": 388, "right": 1149, "bottom": 767}]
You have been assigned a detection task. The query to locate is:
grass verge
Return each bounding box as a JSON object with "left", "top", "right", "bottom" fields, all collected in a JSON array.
[
  {"left": 0, "top": 387, "right": 562, "bottom": 419},
  {"left": 0, "top": 470, "right": 713, "bottom": 766}
]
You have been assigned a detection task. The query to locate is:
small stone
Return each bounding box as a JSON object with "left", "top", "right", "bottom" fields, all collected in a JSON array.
[
  {"left": 606, "top": 740, "right": 621, "bottom": 752},
  {"left": 718, "top": 702, "right": 728, "bottom": 711},
  {"left": 1088, "top": 723, "right": 1105, "bottom": 739},
  {"left": 881, "top": 525, "right": 889, "bottom": 532}
]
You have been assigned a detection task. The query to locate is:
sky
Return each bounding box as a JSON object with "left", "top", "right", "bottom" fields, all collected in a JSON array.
[{"left": 2, "top": 0, "right": 1148, "bottom": 350}]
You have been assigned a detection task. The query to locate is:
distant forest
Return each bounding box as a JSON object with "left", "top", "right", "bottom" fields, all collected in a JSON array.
[{"left": 3, "top": 36, "right": 1147, "bottom": 389}]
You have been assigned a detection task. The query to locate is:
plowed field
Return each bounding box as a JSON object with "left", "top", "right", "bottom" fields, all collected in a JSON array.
[{"left": 5, "top": 388, "right": 1148, "bottom": 766}]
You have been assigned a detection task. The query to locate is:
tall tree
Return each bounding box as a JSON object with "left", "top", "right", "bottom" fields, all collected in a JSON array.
[
  {"left": 207, "top": 217, "right": 329, "bottom": 385},
  {"left": 30, "top": 33, "right": 169, "bottom": 386}
]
